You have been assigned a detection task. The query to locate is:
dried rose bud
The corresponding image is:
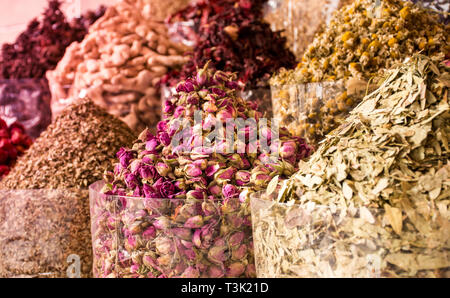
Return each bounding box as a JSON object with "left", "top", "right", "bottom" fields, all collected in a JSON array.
[
  {"left": 155, "top": 236, "right": 175, "bottom": 255},
  {"left": 226, "top": 262, "right": 246, "bottom": 277},
  {"left": 222, "top": 184, "right": 238, "bottom": 198},
  {"left": 156, "top": 162, "right": 170, "bottom": 177},
  {"left": 183, "top": 164, "right": 201, "bottom": 178},
  {"left": 193, "top": 229, "right": 202, "bottom": 248},
  {"left": 207, "top": 245, "right": 228, "bottom": 264},
  {"left": 181, "top": 266, "right": 200, "bottom": 278},
  {"left": 280, "top": 140, "right": 297, "bottom": 158},
  {"left": 170, "top": 227, "right": 192, "bottom": 241},
  {"left": 184, "top": 215, "right": 204, "bottom": 228},
  {"left": 235, "top": 170, "right": 251, "bottom": 186}
]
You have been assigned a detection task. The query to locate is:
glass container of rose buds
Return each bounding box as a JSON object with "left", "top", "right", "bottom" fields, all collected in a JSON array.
[{"left": 90, "top": 181, "right": 255, "bottom": 278}]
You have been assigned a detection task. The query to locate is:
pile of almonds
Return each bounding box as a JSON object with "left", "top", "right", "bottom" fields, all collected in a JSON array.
[{"left": 47, "top": 0, "right": 191, "bottom": 133}]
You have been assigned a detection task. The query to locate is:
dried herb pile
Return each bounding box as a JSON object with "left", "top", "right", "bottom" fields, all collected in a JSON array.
[
  {"left": 163, "top": 0, "right": 296, "bottom": 90},
  {"left": 271, "top": 0, "right": 449, "bottom": 144},
  {"left": 0, "top": 99, "right": 135, "bottom": 278},
  {"left": 0, "top": 0, "right": 105, "bottom": 138},
  {"left": 47, "top": 0, "right": 191, "bottom": 133},
  {"left": 0, "top": 99, "right": 135, "bottom": 189},
  {"left": 0, "top": 119, "right": 32, "bottom": 179},
  {"left": 93, "top": 63, "right": 312, "bottom": 278},
  {"left": 253, "top": 55, "right": 449, "bottom": 277}
]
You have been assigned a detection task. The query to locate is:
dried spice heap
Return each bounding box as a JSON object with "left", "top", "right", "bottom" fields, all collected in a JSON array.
[
  {"left": 254, "top": 55, "right": 449, "bottom": 277},
  {"left": 0, "top": 99, "right": 135, "bottom": 278},
  {"left": 47, "top": 0, "right": 191, "bottom": 133},
  {"left": 0, "top": 0, "right": 105, "bottom": 138},
  {"left": 163, "top": 0, "right": 296, "bottom": 90},
  {"left": 93, "top": 63, "right": 312, "bottom": 278},
  {"left": 271, "top": 0, "right": 449, "bottom": 144},
  {"left": 0, "top": 119, "right": 32, "bottom": 179}
]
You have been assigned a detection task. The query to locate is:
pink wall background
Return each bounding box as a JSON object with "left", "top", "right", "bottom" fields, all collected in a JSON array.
[{"left": 0, "top": 0, "right": 115, "bottom": 44}]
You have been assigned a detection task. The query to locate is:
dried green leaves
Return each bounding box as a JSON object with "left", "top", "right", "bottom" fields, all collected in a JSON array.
[{"left": 253, "top": 55, "right": 449, "bottom": 277}]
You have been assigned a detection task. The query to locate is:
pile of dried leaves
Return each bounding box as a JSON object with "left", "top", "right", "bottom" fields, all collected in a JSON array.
[{"left": 252, "top": 55, "right": 449, "bottom": 277}]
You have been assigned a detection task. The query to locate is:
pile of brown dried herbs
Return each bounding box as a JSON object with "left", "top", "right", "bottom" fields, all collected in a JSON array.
[
  {"left": 252, "top": 55, "right": 449, "bottom": 278},
  {"left": 0, "top": 99, "right": 135, "bottom": 277},
  {"left": 271, "top": 0, "right": 449, "bottom": 145}
]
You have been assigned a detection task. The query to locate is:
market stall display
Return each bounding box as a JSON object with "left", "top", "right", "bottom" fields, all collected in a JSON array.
[
  {"left": 163, "top": 0, "right": 297, "bottom": 117},
  {"left": 252, "top": 55, "right": 449, "bottom": 277},
  {"left": 0, "top": 0, "right": 105, "bottom": 138},
  {"left": 91, "top": 63, "right": 312, "bottom": 278},
  {"left": 47, "top": 0, "right": 191, "bottom": 133},
  {"left": 271, "top": 0, "right": 449, "bottom": 145},
  {"left": 0, "top": 99, "right": 136, "bottom": 277}
]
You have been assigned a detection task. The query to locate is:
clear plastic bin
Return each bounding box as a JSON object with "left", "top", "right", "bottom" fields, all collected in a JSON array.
[
  {"left": 271, "top": 80, "right": 365, "bottom": 145},
  {"left": 0, "top": 79, "right": 52, "bottom": 139},
  {"left": 90, "top": 181, "right": 255, "bottom": 278},
  {"left": 0, "top": 188, "right": 92, "bottom": 278},
  {"left": 250, "top": 193, "right": 450, "bottom": 278}
]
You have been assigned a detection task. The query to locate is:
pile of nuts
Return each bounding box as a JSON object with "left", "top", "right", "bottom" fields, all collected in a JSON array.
[
  {"left": 271, "top": 0, "right": 449, "bottom": 145},
  {"left": 47, "top": 0, "right": 191, "bottom": 133}
]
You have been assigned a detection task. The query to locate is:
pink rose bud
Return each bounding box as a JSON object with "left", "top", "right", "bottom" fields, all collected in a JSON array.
[
  {"left": 208, "top": 266, "right": 225, "bottom": 278},
  {"left": 239, "top": 188, "right": 251, "bottom": 203},
  {"left": 280, "top": 141, "right": 297, "bottom": 158},
  {"left": 156, "top": 162, "right": 170, "bottom": 177},
  {"left": 216, "top": 109, "right": 233, "bottom": 122},
  {"left": 222, "top": 184, "right": 238, "bottom": 198},
  {"left": 155, "top": 237, "right": 174, "bottom": 255},
  {"left": 205, "top": 163, "right": 223, "bottom": 177},
  {"left": 130, "top": 263, "right": 139, "bottom": 274},
  {"left": 214, "top": 167, "right": 236, "bottom": 183},
  {"left": 207, "top": 245, "right": 228, "bottom": 264},
  {"left": 181, "top": 266, "right": 200, "bottom": 278},
  {"left": 184, "top": 164, "right": 202, "bottom": 177},
  {"left": 229, "top": 232, "right": 245, "bottom": 247},
  {"left": 196, "top": 68, "right": 209, "bottom": 86},
  {"left": 245, "top": 264, "right": 256, "bottom": 278},
  {"left": 193, "top": 159, "right": 208, "bottom": 170},
  {"left": 193, "top": 229, "right": 202, "bottom": 247},
  {"left": 226, "top": 262, "right": 246, "bottom": 277},
  {"left": 184, "top": 215, "right": 204, "bottom": 228},
  {"left": 170, "top": 227, "right": 192, "bottom": 241},
  {"left": 202, "top": 201, "right": 217, "bottom": 216},
  {"left": 235, "top": 170, "right": 251, "bottom": 186},
  {"left": 232, "top": 244, "right": 248, "bottom": 260},
  {"left": 207, "top": 184, "right": 222, "bottom": 197},
  {"left": 181, "top": 239, "right": 194, "bottom": 249},
  {"left": 203, "top": 101, "right": 218, "bottom": 113},
  {"left": 142, "top": 226, "right": 156, "bottom": 240},
  {"left": 153, "top": 217, "right": 170, "bottom": 230},
  {"left": 186, "top": 189, "right": 205, "bottom": 201}
]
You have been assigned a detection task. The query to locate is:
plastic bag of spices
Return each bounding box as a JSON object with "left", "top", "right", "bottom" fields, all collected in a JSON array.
[
  {"left": 0, "top": 79, "right": 52, "bottom": 139},
  {"left": 0, "top": 188, "right": 91, "bottom": 278}
]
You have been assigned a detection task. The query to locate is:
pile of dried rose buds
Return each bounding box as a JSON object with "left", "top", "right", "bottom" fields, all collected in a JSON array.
[
  {"left": 0, "top": 118, "right": 32, "bottom": 178},
  {"left": 93, "top": 63, "right": 312, "bottom": 278}
]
